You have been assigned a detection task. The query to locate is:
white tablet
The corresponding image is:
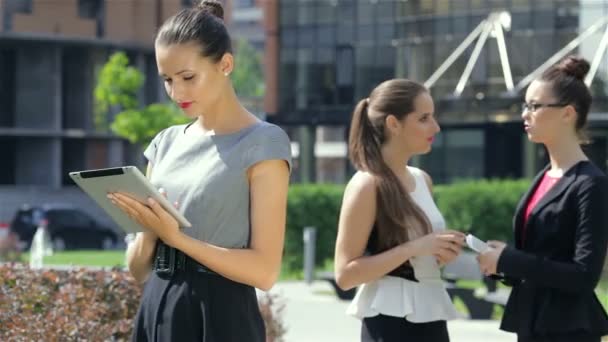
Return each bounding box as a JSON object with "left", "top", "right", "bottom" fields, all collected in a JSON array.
[{"left": 69, "top": 166, "right": 192, "bottom": 233}]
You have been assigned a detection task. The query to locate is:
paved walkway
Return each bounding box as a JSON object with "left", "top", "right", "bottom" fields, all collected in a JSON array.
[{"left": 265, "top": 281, "right": 516, "bottom": 342}]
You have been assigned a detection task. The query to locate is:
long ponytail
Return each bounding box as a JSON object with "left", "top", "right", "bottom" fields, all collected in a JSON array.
[{"left": 348, "top": 80, "right": 432, "bottom": 253}]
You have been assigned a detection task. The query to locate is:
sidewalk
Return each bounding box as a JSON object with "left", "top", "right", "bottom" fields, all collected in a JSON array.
[{"left": 266, "top": 281, "right": 516, "bottom": 342}]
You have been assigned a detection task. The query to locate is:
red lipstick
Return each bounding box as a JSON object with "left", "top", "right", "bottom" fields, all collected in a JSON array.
[{"left": 179, "top": 102, "right": 193, "bottom": 109}]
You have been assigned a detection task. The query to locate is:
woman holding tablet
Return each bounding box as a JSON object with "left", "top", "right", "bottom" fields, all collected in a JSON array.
[
  {"left": 477, "top": 56, "right": 608, "bottom": 342},
  {"left": 334, "top": 79, "right": 465, "bottom": 342},
  {"left": 107, "top": 1, "right": 291, "bottom": 340}
]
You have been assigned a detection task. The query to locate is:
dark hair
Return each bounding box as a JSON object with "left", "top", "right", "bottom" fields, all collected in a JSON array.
[
  {"left": 348, "top": 79, "right": 432, "bottom": 252},
  {"left": 540, "top": 56, "right": 592, "bottom": 143},
  {"left": 155, "top": 0, "right": 232, "bottom": 63}
]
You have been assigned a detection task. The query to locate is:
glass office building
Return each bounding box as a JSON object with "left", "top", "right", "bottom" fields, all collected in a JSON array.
[{"left": 272, "top": 0, "right": 608, "bottom": 183}]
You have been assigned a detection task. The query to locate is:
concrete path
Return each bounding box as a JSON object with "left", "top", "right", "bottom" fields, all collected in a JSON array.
[{"left": 265, "top": 281, "right": 516, "bottom": 342}]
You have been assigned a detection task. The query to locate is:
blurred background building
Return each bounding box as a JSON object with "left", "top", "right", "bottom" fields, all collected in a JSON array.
[{"left": 269, "top": 0, "right": 608, "bottom": 183}]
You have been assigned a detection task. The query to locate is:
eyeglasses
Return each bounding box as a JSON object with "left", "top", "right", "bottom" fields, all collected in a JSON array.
[{"left": 522, "top": 102, "right": 569, "bottom": 113}]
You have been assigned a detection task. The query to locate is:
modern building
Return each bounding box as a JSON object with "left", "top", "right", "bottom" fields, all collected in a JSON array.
[{"left": 268, "top": 0, "right": 608, "bottom": 184}]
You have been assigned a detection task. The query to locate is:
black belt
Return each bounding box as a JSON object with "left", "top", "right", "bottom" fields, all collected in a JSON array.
[
  {"left": 388, "top": 264, "right": 418, "bottom": 282},
  {"left": 153, "top": 241, "right": 216, "bottom": 276}
]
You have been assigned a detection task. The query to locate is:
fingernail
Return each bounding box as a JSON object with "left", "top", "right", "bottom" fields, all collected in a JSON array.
[
  {"left": 159, "top": 188, "right": 165, "bottom": 193},
  {"left": 148, "top": 198, "right": 155, "bottom": 205}
]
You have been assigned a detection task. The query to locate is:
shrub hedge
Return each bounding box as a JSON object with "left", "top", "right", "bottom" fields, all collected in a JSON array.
[
  {"left": 284, "top": 179, "right": 531, "bottom": 274},
  {"left": 0, "top": 264, "right": 285, "bottom": 341}
]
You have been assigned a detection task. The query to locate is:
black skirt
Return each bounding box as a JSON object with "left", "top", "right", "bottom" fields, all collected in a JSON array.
[
  {"left": 132, "top": 266, "right": 265, "bottom": 341},
  {"left": 361, "top": 315, "right": 450, "bottom": 342}
]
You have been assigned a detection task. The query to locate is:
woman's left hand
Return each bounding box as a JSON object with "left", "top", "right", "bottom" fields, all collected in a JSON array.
[
  {"left": 108, "top": 192, "right": 181, "bottom": 247},
  {"left": 477, "top": 240, "right": 507, "bottom": 276}
]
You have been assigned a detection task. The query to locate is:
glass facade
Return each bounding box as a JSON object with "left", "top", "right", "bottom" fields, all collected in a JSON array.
[{"left": 277, "top": 0, "right": 608, "bottom": 182}]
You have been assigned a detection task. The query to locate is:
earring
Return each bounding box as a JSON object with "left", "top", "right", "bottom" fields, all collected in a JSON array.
[{"left": 224, "top": 72, "right": 229, "bottom": 76}]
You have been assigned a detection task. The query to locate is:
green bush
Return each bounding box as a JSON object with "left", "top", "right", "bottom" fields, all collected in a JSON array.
[
  {"left": 434, "top": 179, "right": 530, "bottom": 243},
  {"left": 283, "top": 179, "right": 531, "bottom": 274},
  {"left": 284, "top": 184, "right": 344, "bottom": 272}
]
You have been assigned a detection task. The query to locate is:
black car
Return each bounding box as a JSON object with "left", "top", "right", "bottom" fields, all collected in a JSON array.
[{"left": 10, "top": 205, "right": 119, "bottom": 251}]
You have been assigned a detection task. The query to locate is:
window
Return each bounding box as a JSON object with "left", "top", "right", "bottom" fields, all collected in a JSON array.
[
  {"left": 511, "top": 8, "right": 532, "bottom": 30},
  {"left": 336, "top": 46, "right": 355, "bottom": 104},
  {"left": 453, "top": 15, "right": 469, "bottom": 34},
  {"left": 280, "top": 3, "right": 297, "bottom": 27},
  {"left": 281, "top": 28, "right": 298, "bottom": 48},
  {"left": 78, "top": 0, "right": 102, "bottom": 19},
  {"left": 509, "top": 34, "right": 532, "bottom": 79},
  {"left": 317, "top": 48, "right": 336, "bottom": 105},
  {"left": 337, "top": 1, "right": 355, "bottom": 23},
  {"left": 420, "top": 129, "right": 485, "bottom": 183},
  {"left": 451, "top": 0, "right": 470, "bottom": 14},
  {"left": 298, "top": 27, "right": 315, "bottom": 47},
  {"left": 511, "top": 0, "right": 530, "bottom": 10},
  {"left": 296, "top": 48, "right": 313, "bottom": 110},
  {"left": 298, "top": 3, "right": 314, "bottom": 25},
  {"left": 337, "top": 24, "right": 355, "bottom": 44},
  {"left": 357, "top": 1, "right": 374, "bottom": 25},
  {"left": 0, "top": 49, "right": 15, "bottom": 127},
  {"left": 378, "top": 23, "right": 395, "bottom": 43},
  {"left": 419, "top": 0, "right": 435, "bottom": 15},
  {"left": 532, "top": 9, "right": 555, "bottom": 30},
  {"left": 316, "top": 2, "right": 336, "bottom": 24},
  {"left": 377, "top": 2, "right": 394, "bottom": 19},
  {"left": 318, "top": 25, "right": 336, "bottom": 46},
  {"left": 434, "top": 17, "right": 451, "bottom": 35},
  {"left": 358, "top": 24, "right": 374, "bottom": 42},
  {"left": 279, "top": 48, "right": 297, "bottom": 111}
]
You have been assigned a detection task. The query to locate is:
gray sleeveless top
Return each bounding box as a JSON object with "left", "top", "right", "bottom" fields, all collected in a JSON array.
[{"left": 143, "top": 120, "right": 292, "bottom": 248}]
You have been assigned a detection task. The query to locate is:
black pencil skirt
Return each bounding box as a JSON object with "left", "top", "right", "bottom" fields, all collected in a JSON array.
[
  {"left": 131, "top": 269, "right": 265, "bottom": 342},
  {"left": 361, "top": 315, "right": 450, "bottom": 342},
  {"left": 517, "top": 333, "right": 601, "bottom": 342}
]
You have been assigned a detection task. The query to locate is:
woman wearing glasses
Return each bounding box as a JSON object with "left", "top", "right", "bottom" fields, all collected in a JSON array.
[{"left": 477, "top": 56, "right": 608, "bottom": 342}]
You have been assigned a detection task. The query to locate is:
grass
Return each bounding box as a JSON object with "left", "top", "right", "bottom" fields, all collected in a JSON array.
[
  {"left": 16, "top": 251, "right": 323, "bottom": 280},
  {"left": 20, "top": 250, "right": 126, "bottom": 267}
]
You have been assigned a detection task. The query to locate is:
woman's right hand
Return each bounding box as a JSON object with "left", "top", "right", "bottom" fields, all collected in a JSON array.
[
  {"left": 140, "top": 188, "right": 179, "bottom": 240},
  {"left": 407, "top": 230, "right": 465, "bottom": 262}
]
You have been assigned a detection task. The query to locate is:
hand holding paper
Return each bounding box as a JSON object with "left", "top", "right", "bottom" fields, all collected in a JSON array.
[{"left": 465, "top": 234, "right": 489, "bottom": 253}]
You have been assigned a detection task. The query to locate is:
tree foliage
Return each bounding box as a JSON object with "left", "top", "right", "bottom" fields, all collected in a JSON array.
[
  {"left": 111, "top": 103, "right": 190, "bottom": 148},
  {"left": 232, "top": 39, "right": 265, "bottom": 99},
  {"left": 94, "top": 52, "right": 189, "bottom": 147},
  {"left": 94, "top": 52, "right": 143, "bottom": 131}
]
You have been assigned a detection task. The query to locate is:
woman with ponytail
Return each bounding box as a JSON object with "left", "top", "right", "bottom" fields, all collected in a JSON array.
[
  {"left": 334, "top": 79, "right": 465, "bottom": 342},
  {"left": 110, "top": 1, "right": 291, "bottom": 341},
  {"left": 478, "top": 56, "right": 608, "bottom": 342}
]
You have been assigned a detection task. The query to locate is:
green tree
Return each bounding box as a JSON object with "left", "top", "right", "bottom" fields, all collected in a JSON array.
[
  {"left": 94, "top": 52, "right": 189, "bottom": 148},
  {"left": 111, "top": 103, "right": 189, "bottom": 148},
  {"left": 232, "top": 39, "right": 265, "bottom": 99},
  {"left": 94, "top": 52, "right": 143, "bottom": 131}
]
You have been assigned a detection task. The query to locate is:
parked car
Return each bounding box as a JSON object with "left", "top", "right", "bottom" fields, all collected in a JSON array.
[
  {"left": 9, "top": 205, "right": 119, "bottom": 251},
  {"left": 0, "top": 221, "right": 9, "bottom": 240}
]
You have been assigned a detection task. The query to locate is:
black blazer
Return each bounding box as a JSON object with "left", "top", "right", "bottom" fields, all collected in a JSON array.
[{"left": 497, "top": 160, "right": 608, "bottom": 338}]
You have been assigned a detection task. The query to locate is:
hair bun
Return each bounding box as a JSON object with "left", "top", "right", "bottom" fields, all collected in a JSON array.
[
  {"left": 196, "top": 0, "right": 224, "bottom": 20},
  {"left": 557, "top": 56, "right": 590, "bottom": 81}
]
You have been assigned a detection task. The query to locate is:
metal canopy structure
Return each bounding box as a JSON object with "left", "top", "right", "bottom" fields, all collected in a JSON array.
[
  {"left": 424, "top": 11, "right": 514, "bottom": 97},
  {"left": 515, "top": 16, "right": 608, "bottom": 92},
  {"left": 425, "top": 13, "right": 608, "bottom": 97}
]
